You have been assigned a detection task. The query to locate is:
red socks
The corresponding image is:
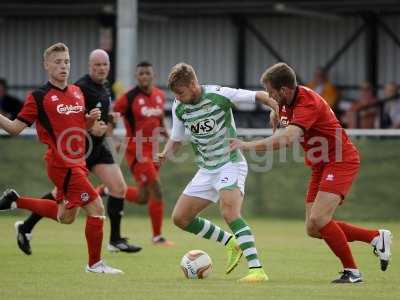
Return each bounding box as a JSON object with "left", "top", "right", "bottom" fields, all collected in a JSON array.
[
  {"left": 17, "top": 197, "right": 58, "bottom": 221},
  {"left": 85, "top": 216, "right": 104, "bottom": 267},
  {"left": 319, "top": 220, "right": 357, "bottom": 269},
  {"left": 335, "top": 220, "right": 379, "bottom": 243},
  {"left": 148, "top": 198, "right": 164, "bottom": 237},
  {"left": 125, "top": 186, "right": 139, "bottom": 204},
  {"left": 125, "top": 186, "right": 165, "bottom": 238}
]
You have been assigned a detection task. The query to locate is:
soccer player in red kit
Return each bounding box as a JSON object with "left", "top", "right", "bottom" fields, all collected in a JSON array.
[
  {"left": 113, "top": 62, "right": 173, "bottom": 246},
  {"left": 0, "top": 43, "right": 122, "bottom": 274},
  {"left": 230, "top": 63, "right": 392, "bottom": 283}
]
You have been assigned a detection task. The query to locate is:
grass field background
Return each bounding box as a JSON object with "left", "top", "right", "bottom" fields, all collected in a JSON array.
[
  {"left": 0, "top": 216, "right": 398, "bottom": 300},
  {"left": 0, "top": 137, "right": 399, "bottom": 220},
  {"left": 0, "top": 136, "right": 399, "bottom": 299}
]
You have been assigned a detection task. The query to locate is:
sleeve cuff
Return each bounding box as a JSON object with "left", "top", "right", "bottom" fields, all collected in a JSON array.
[{"left": 16, "top": 117, "right": 33, "bottom": 127}]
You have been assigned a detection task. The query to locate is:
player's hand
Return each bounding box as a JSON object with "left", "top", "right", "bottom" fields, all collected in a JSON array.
[
  {"left": 89, "top": 120, "right": 108, "bottom": 136},
  {"left": 87, "top": 108, "right": 102, "bottom": 121},
  {"left": 269, "top": 110, "right": 279, "bottom": 133},
  {"left": 228, "top": 138, "right": 249, "bottom": 151},
  {"left": 268, "top": 98, "right": 280, "bottom": 120},
  {"left": 156, "top": 152, "right": 167, "bottom": 166}
]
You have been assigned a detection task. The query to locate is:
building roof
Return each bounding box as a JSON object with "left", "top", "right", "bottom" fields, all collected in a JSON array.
[{"left": 1, "top": 0, "right": 399, "bottom": 17}]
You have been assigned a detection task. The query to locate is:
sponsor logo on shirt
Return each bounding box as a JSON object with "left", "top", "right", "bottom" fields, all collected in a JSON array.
[
  {"left": 190, "top": 118, "right": 216, "bottom": 135},
  {"left": 141, "top": 106, "right": 163, "bottom": 117},
  {"left": 56, "top": 103, "right": 84, "bottom": 115},
  {"left": 156, "top": 96, "right": 162, "bottom": 104}
]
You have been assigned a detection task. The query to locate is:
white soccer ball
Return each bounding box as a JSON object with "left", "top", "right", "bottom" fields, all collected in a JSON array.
[{"left": 180, "top": 250, "right": 213, "bottom": 279}]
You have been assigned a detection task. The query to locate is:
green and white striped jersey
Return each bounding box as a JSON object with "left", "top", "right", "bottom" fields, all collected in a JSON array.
[{"left": 171, "top": 85, "right": 256, "bottom": 171}]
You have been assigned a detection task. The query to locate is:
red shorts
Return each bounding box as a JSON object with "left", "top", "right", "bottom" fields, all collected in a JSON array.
[
  {"left": 306, "top": 160, "right": 360, "bottom": 203},
  {"left": 128, "top": 158, "right": 159, "bottom": 187},
  {"left": 47, "top": 164, "right": 99, "bottom": 209},
  {"left": 126, "top": 146, "right": 159, "bottom": 187}
]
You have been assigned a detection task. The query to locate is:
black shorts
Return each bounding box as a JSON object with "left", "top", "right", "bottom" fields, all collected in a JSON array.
[{"left": 86, "top": 139, "right": 115, "bottom": 170}]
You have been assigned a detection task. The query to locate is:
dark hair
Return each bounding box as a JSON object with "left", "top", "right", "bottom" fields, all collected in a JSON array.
[
  {"left": 136, "top": 61, "right": 153, "bottom": 68},
  {"left": 0, "top": 78, "right": 7, "bottom": 90},
  {"left": 260, "top": 62, "right": 297, "bottom": 90}
]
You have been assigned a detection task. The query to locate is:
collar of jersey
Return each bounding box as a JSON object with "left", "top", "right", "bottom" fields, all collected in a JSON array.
[
  {"left": 47, "top": 81, "right": 68, "bottom": 92},
  {"left": 288, "top": 85, "right": 300, "bottom": 107}
]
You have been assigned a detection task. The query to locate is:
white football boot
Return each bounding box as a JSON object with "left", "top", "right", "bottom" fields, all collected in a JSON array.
[
  {"left": 372, "top": 229, "right": 392, "bottom": 271},
  {"left": 85, "top": 260, "right": 124, "bottom": 274}
]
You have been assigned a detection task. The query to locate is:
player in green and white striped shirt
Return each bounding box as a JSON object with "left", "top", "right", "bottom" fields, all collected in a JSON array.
[{"left": 159, "top": 63, "right": 279, "bottom": 283}]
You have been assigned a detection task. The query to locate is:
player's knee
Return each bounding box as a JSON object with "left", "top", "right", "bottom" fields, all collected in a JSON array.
[
  {"left": 150, "top": 181, "right": 163, "bottom": 200},
  {"left": 308, "top": 214, "right": 327, "bottom": 230},
  {"left": 136, "top": 187, "right": 150, "bottom": 205},
  {"left": 136, "top": 193, "right": 149, "bottom": 205},
  {"left": 89, "top": 198, "right": 105, "bottom": 216},
  {"left": 172, "top": 211, "right": 188, "bottom": 229},
  {"left": 306, "top": 224, "right": 320, "bottom": 238},
  {"left": 107, "top": 181, "right": 127, "bottom": 199},
  {"left": 59, "top": 214, "right": 76, "bottom": 224},
  {"left": 220, "top": 203, "right": 240, "bottom": 223}
]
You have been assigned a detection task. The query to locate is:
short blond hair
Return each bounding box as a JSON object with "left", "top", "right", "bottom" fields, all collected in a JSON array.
[
  {"left": 168, "top": 63, "right": 197, "bottom": 91},
  {"left": 43, "top": 42, "right": 69, "bottom": 61}
]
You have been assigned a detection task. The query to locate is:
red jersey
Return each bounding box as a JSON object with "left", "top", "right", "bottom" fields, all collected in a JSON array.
[
  {"left": 17, "top": 82, "right": 87, "bottom": 168},
  {"left": 279, "top": 85, "right": 359, "bottom": 166},
  {"left": 114, "top": 86, "right": 165, "bottom": 152}
]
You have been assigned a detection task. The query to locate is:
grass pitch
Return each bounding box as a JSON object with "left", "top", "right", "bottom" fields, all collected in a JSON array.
[{"left": 0, "top": 216, "right": 398, "bottom": 300}]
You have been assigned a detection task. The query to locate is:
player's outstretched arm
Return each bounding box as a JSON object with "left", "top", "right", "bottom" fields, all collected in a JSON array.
[
  {"left": 157, "top": 139, "right": 182, "bottom": 165},
  {"left": 0, "top": 113, "right": 27, "bottom": 136},
  {"left": 255, "top": 91, "right": 280, "bottom": 131},
  {"left": 229, "top": 125, "right": 303, "bottom": 152}
]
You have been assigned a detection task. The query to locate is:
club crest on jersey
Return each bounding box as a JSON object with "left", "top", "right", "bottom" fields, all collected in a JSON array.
[
  {"left": 51, "top": 95, "right": 59, "bottom": 102},
  {"left": 73, "top": 91, "right": 81, "bottom": 99},
  {"left": 138, "top": 98, "right": 145, "bottom": 105},
  {"left": 80, "top": 192, "right": 90, "bottom": 202},
  {"left": 202, "top": 104, "right": 212, "bottom": 112},
  {"left": 326, "top": 174, "right": 334, "bottom": 181},
  {"left": 190, "top": 118, "right": 216, "bottom": 135},
  {"left": 280, "top": 116, "right": 289, "bottom": 127},
  {"left": 156, "top": 96, "right": 162, "bottom": 104},
  {"left": 57, "top": 102, "right": 84, "bottom": 115}
]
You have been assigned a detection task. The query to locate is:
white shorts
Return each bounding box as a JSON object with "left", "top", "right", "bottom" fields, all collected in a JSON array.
[{"left": 183, "top": 161, "right": 248, "bottom": 203}]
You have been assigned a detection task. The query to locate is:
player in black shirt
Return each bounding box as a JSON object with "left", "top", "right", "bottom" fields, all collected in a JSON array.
[{"left": 15, "top": 49, "right": 142, "bottom": 254}]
